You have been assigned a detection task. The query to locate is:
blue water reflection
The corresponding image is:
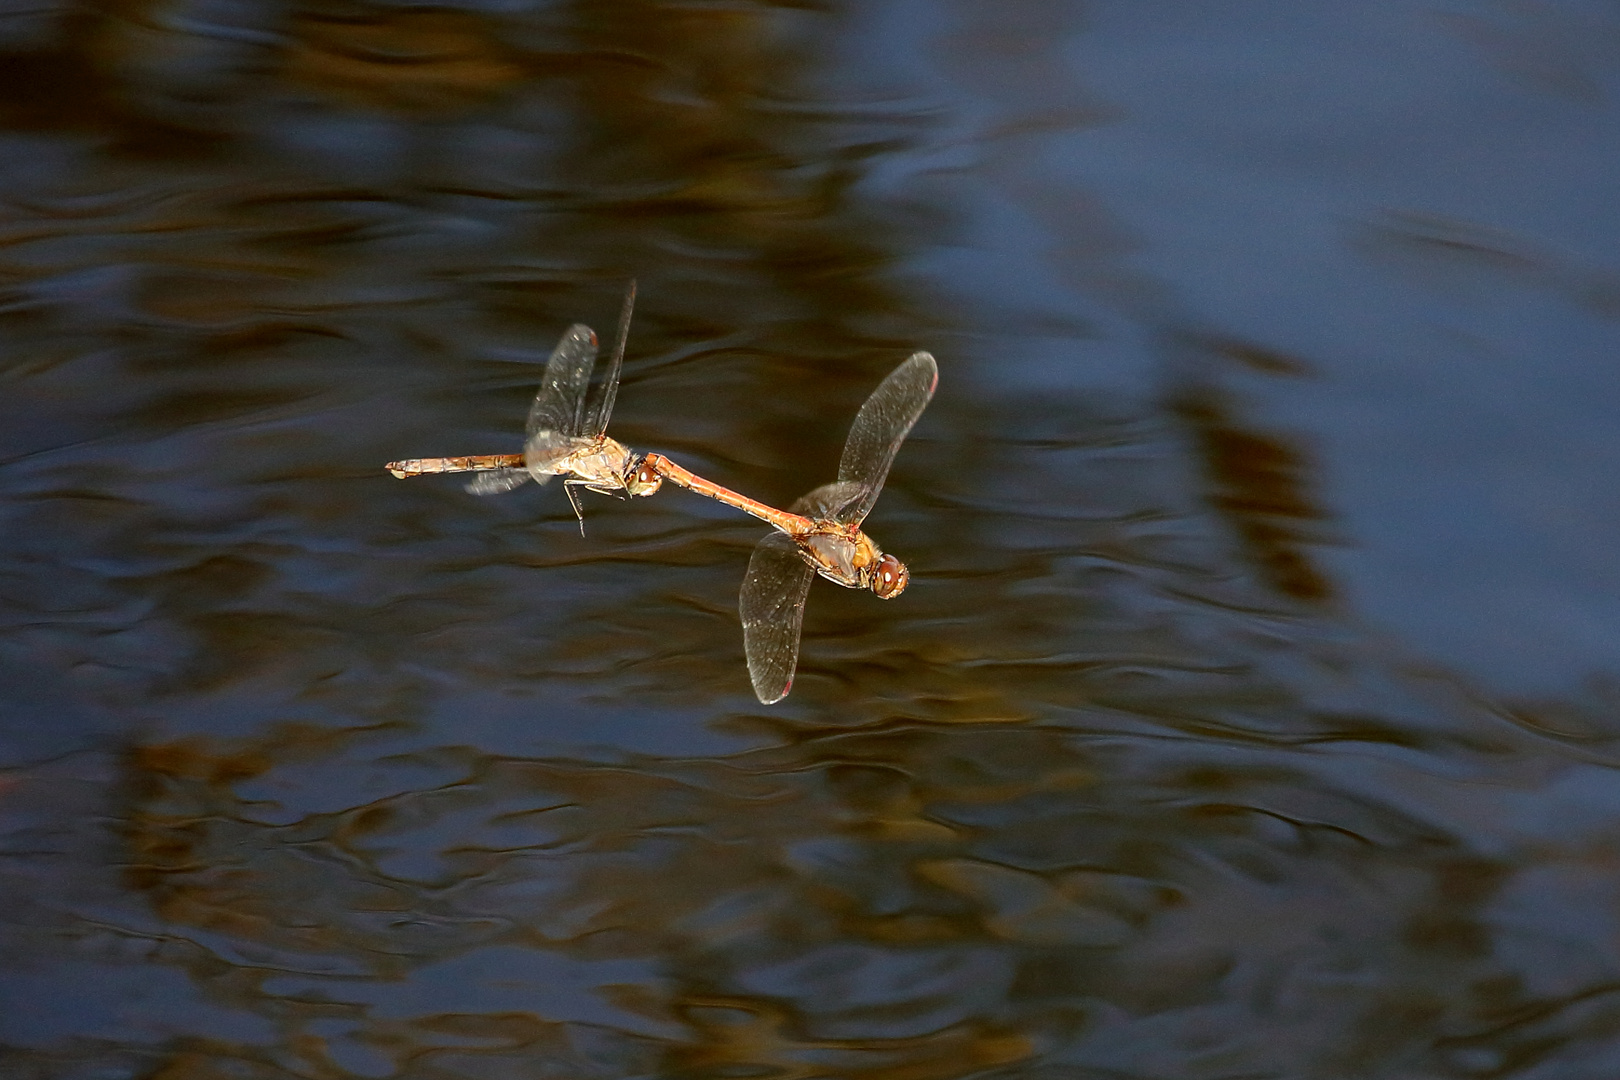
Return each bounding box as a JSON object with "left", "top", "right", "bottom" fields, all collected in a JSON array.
[{"left": 5, "top": 1, "right": 1620, "bottom": 1077}]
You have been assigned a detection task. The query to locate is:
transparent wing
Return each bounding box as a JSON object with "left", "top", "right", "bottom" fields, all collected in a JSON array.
[
  {"left": 523, "top": 428, "right": 575, "bottom": 476},
  {"left": 833, "top": 351, "right": 938, "bottom": 525},
  {"left": 526, "top": 324, "right": 598, "bottom": 443},
  {"left": 464, "top": 468, "right": 534, "bottom": 496},
  {"left": 581, "top": 280, "right": 636, "bottom": 440},
  {"left": 790, "top": 480, "right": 864, "bottom": 520},
  {"left": 740, "top": 531, "right": 816, "bottom": 704}
]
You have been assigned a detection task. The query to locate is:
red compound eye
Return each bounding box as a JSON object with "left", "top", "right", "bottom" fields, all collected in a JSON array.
[
  {"left": 627, "top": 464, "right": 663, "bottom": 496},
  {"left": 870, "top": 553, "right": 908, "bottom": 599}
]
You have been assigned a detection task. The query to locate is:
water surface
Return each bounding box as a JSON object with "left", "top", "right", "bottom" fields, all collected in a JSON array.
[{"left": 6, "top": 1, "right": 1620, "bottom": 1077}]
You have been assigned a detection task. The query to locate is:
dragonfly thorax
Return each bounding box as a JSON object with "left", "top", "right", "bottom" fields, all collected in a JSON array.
[
  {"left": 798, "top": 531, "right": 865, "bottom": 588},
  {"left": 797, "top": 528, "right": 905, "bottom": 596},
  {"left": 527, "top": 433, "right": 640, "bottom": 491}
]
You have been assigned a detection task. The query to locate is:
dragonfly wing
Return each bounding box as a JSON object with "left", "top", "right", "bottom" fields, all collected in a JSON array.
[
  {"left": 740, "top": 531, "right": 816, "bottom": 704},
  {"left": 833, "top": 351, "right": 938, "bottom": 525},
  {"left": 464, "top": 468, "right": 534, "bottom": 496},
  {"left": 526, "top": 324, "right": 598, "bottom": 443},
  {"left": 523, "top": 427, "right": 575, "bottom": 478},
  {"left": 790, "top": 480, "right": 865, "bottom": 519},
  {"left": 581, "top": 280, "right": 636, "bottom": 439}
]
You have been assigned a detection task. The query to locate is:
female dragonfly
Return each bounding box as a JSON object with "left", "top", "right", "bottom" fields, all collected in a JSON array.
[
  {"left": 386, "top": 282, "right": 662, "bottom": 526},
  {"left": 644, "top": 351, "right": 937, "bottom": 702}
]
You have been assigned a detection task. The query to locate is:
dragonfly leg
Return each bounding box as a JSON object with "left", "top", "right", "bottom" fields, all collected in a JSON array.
[
  {"left": 563, "top": 480, "right": 588, "bottom": 535},
  {"left": 561, "top": 481, "right": 627, "bottom": 536}
]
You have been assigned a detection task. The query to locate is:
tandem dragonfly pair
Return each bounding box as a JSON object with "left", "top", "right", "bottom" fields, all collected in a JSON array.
[{"left": 387, "top": 283, "right": 937, "bottom": 704}]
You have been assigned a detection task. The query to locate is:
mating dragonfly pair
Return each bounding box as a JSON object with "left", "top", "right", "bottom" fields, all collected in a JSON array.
[{"left": 386, "top": 283, "right": 937, "bottom": 704}]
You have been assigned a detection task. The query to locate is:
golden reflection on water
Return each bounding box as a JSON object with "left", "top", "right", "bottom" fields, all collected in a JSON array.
[{"left": 4, "top": 1, "right": 1620, "bottom": 1078}]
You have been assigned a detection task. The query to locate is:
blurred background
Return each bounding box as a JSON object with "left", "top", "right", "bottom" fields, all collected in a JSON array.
[{"left": 5, "top": 0, "right": 1620, "bottom": 1076}]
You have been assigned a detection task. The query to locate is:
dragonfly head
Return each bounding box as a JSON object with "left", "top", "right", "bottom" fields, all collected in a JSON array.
[
  {"left": 868, "top": 553, "right": 908, "bottom": 599},
  {"left": 625, "top": 458, "right": 664, "bottom": 498}
]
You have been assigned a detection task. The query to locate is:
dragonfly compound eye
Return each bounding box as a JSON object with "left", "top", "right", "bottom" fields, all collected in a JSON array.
[
  {"left": 870, "top": 553, "right": 908, "bottom": 599},
  {"left": 627, "top": 463, "right": 663, "bottom": 497}
]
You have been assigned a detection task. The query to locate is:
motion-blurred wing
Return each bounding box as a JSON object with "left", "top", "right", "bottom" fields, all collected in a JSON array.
[
  {"left": 464, "top": 468, "right": 533, "bottom": 496},
  {"left": 526, "top": 324, "right": 597, "bottom": 444},
  {"left": 740, "top": 531, "right": 816, "bottom": 704},
  {"left": 790, "top": 481, "right": 864, "bottom": 520},
  {"left": 581, "top": 280, "right": 636, "bottom": 440},
  {"left": 833, "top": 351, "right": 938, "bottom": 525}
]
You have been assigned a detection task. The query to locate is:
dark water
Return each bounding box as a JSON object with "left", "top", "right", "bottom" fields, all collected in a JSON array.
[{"left": 7, "top": 1, "right": 1620, "bottom": 1077}]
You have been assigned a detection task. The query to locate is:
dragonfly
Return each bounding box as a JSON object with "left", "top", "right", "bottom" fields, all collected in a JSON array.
[
  {"left": 643, "top": 351, "right": 937, "bottom": 703},
  {"left": 385, "top": 281, "right": 662, "bottom": 528}
]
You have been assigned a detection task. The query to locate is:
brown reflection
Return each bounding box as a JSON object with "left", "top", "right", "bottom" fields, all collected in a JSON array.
[
  {"left": 1354, "top": 211, "right": 1620, "bottom": 320},
  {"left": 102, "top": 672, "right": 1568, "bottom": 1079},
  {"left": 10, "top": 0, "right": 1620, "bottom": 1077},
  {"left": 285, "top": 6, "right": 525, "bottom": 115},
  {"left": 1167, "top": 340, "right": 1336, "bottom": 605},
  {"left": 0, "top": 45, "right": 120, "bottom": 134},
  {"left": 544, "top": 0, "right": 928, "bottom": 489},
  {"left": 664, "top": 997, "right": 1030, "bottom": 1080},
  {"left": 1437, "top": 7, "right": 1610, "bottom": 104}
]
